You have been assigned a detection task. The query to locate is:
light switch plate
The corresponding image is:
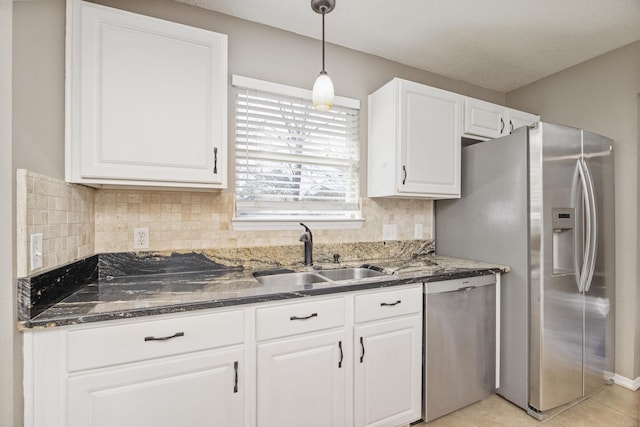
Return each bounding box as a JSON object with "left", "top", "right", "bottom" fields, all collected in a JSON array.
[
  {"left": 134, "top": 227, "right": 149, "bottom": 249},
  {"left": 30, "top": 233, "right": 43, "bottom": 271},
  {"left": 383, "top": 224, "right": 397, "bottom": 240}
]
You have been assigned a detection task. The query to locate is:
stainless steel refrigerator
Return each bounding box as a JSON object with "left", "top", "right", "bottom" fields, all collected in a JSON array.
[{"left": 435, "top": 122, "right": 615, "bottom": 419}]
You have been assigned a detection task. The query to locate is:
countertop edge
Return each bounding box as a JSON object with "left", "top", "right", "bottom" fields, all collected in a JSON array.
[{"left": 18, "top": 265, "right": 507, "bottom": 330}]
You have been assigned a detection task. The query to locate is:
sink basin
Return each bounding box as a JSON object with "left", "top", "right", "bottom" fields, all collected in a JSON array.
[
  {"left": 317, "top": 267, "right": 386, "bottom": 281},
  {"left": 252, "top": 269, "right": 295, "bottom": 278},
  {"left": 254, "top": 272, "right": 328, "bottom": 286}
]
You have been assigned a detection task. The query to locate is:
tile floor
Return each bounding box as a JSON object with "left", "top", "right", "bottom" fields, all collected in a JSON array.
[{"left": 416, "top": 385, "right": 639, "bottom": 427}]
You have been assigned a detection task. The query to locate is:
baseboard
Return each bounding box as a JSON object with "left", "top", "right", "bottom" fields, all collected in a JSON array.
[{"left": 612, "top": 374, "right": 640, "bottom": 391}]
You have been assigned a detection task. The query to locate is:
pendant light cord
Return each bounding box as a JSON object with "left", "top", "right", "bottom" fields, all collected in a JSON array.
[{"left": 321, "top": 10, "right": 326, "bottom": 72}]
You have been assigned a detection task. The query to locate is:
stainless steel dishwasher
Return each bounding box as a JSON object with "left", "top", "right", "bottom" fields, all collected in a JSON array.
[{"left": 423, "top": 274, "right": 497, "bottom": 422}]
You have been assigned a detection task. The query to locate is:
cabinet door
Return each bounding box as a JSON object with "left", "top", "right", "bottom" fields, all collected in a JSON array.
[
  {"left": 399, "top": 80, "right": 462, "bottom": 197},
  {"left": 463, "top": 97, "right": 505, "bottom": 139},
  {"left": 353, "top": 315, "right": 422, "bottom": 427},
  {"left": 257, "top": 330, "right": 346, "bottom": 427},
  {"left": 67, "top": 347, "right": 244, "bottom": 427},
  {"left": 506, "top": 108, "right": 539, "bottom": 134},
  {"left": 67, "top": 0, "right": 227, "bottom": 188}
]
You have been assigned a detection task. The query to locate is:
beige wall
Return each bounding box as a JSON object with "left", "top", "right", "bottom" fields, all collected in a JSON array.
[
  {"left": 507, "top": 41, "right": 640, "bottom": 380},
  {"left": 12, "top": 0, "right": 65, "bottom": 181},
  {"left": 1, "top": 0, "right": 19, "bottom": 425}
]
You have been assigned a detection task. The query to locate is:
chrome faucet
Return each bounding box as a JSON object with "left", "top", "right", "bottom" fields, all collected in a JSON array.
[{"left": 299, "top": 223, "right": 313, "bottom": 266}]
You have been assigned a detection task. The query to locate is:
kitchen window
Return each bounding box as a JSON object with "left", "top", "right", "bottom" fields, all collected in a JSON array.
[{"left": 232, "top": 75, "right": 362, "bottom": 230}]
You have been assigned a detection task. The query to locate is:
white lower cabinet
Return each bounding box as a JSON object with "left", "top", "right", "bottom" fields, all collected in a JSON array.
[
  {"left": 354, "top": 317, "right": 422, "bottom": 427},
  {"left": 23, "top": 285, "right": 423, "bottom": 427},
  {"left": 23, "top": 308, "right": 246, "bottom": 427},
  {"left": 67, "top": 347, "right": 244, "bottom": 427},
  {"left": 257, "top": 330, "right": 347, "bottom": 427},
  {"left": 353, "top": 288, "right": 423, "bottom": 427}
]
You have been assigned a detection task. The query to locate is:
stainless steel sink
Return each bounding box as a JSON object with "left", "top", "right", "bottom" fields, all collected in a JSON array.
[
  {"left": 254, "top": 272, "right": 328, "bottom": 286},
  {"left": 252, "top": 266, "right": 388, "bottom": 287},
  {"left": 317, "top": 267, "right": 386, "bottom": 281}
]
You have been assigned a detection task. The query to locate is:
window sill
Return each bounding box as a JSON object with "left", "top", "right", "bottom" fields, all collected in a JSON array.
[{"left": 231, "top": 217, "right": 365, "bottom": 231}]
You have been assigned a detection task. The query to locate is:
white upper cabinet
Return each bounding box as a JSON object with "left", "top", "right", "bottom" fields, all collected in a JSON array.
[
  {"left": 506, "top": 107, "right": 539, "bottom": 134},
  {"left": 368, "top": 78, "right": 463, "bottom": 199},
  {"left": 65, "top": 0, "right": 228, "bottom": 189},
  {"left": 463, "top": 98, "right": 539, "bottom": 140},
  {"left": 463, "top": 98, "right": 505, "bottom": 139}
]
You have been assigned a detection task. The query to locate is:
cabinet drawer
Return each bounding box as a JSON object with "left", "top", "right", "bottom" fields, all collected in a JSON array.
[
  {"left": 354, "top": 285, "right": 422, "bottom": 323},
  {"left": 66, "top": 309, "right": 244, "bottom": 372},
  {"left": 256, "top": 297, "right": 345, "bottom": 341}
]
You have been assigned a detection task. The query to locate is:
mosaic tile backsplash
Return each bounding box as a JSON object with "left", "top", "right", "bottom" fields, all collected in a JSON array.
[
  {"left": 16, "top": 170, "right": 95, "bottom": 277},
  {"left": 94, "top": 190, "right": 433, "bottom": 252},
  {"left": 17, "top": 170, "right": 434, "bottom": 275}
]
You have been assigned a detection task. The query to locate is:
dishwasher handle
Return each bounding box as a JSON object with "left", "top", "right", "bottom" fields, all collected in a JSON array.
[{"left": 425, "top": 275, "right": 496, "bottom": 295}]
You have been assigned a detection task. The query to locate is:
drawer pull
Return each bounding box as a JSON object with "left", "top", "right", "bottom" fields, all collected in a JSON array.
[
  {"left": 360, "top": 336, "right": 365, "bottom": 363},
  {"left": 144, "top": 332, "right": 185, "bottom": 342},
  {"left": 338, "top": 341, "right": 343, "bottom": 368},
  {"left": 380, "top": 300, "right": 401, "bottom": 307},
  {"left": 233, "top": 361, "right": 239, "bottom": 393},
  {"left": 290, "top": 313, "right": 318, "bottom": 321}
]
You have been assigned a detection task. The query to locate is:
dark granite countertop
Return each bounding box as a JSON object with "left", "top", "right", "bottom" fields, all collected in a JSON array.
[{"left": 17, "top": 240, "right": 508, "bottom": 330}]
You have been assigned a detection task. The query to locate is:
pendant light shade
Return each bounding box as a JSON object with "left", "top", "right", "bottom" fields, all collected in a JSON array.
[
  {"left": 313, "top": 71, "right": 334, "bottom": 111},
  {"left": 311, "top": 0, "right": 335, "bottom": 111}
]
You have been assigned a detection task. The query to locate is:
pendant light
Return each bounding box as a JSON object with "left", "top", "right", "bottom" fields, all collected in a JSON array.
[{"left": 311, "top": 0, "right": 335, "bottom": 111}]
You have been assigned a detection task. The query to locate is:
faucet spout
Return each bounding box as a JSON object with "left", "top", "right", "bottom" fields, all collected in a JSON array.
[{"left": 299, "top": 223, "right": 313, "bottom": 266}]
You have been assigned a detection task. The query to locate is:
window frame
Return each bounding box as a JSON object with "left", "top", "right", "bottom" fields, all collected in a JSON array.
[{"left": 231, "top": 75, "right": 363, "bottom": 231}]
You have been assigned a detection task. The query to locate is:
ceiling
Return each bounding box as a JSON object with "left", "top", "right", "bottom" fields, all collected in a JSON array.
[{"left": 175, "top": 0, "right": 640, "bottom": 93}]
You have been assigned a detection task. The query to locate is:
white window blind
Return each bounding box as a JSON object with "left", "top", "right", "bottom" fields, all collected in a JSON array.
[{"left": 233, "top": 77, "right": 361, "bottom": 221}]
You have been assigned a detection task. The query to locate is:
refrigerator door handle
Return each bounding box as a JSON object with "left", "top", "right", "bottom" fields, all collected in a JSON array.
[
  {"left": 581, "top": 158, "right": 598, "bottom": 293},
  {"left": 575, "top": 159, "right": 592, "bottom": 293},
  {"left": 572, "top": 162, "right": 583, "bottom": 292}
]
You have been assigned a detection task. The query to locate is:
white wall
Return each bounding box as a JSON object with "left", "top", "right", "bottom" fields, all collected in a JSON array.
[{"left": 507, "top": 41, "right": 640, "bottom": 380}]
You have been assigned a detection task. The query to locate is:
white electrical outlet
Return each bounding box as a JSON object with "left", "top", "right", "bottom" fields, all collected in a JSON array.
[
  {"left": 134, "top": 227, "right": 149, "bottom": 249},
  {"left": 382, "top": 224, "right": 397, "bottom": 240},
  {"left": 414, "top": 224, "right": 423, "bottom": 239},
  {"left": 30, "top": 233, "right": 43, "bottom": 271}
]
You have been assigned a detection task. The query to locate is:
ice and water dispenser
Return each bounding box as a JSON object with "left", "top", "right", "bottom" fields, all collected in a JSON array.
[{"left": 551, "top": 208, "right": 576, "bottom": 275}]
